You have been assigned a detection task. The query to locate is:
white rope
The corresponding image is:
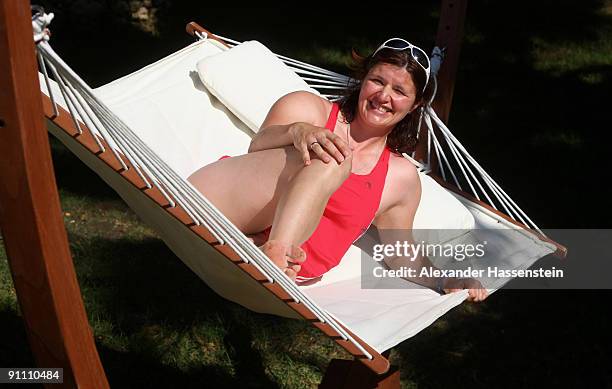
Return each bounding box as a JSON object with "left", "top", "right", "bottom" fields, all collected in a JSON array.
[
  {"left": 431, "top": 127, "right": 448, "bottom": 182},
  {"left": 46, "top": 62, "right": 83, "bottom": 135},
  {"left": 278, "top": 54, "right": 351, "bottom": 81},
  {"left": 415, "top": 66, "right": 540, "bottom": 232},
  {"left": 429, "top": 110, "right": 508, "bottom": 209},
  {"left": 429, "top": 107, "right": 521, "bottom": 217},
  {"left": 402, "top": 153, "right": 431, "bottom": 174},
  {"left": 407, "top": 54, "right": 539, "bottom": 230},
  {"left": 424, "top": 111, "right": 461, "bottom": 188},
  {"left": 442, "top": 125, "right": 499, "bottom": 207},
  {"left": 427, "top": 108, "right": 541, "bottom": 232},
  {"left": 41, "top": 44, "right": 158, "bottom": 192},
  {"left": 38, "top": 52, "right": 58, "bottom": 118},
  {"left": 288, "top": 66, "right": 351, "bottom": 83},
  {"left": 300, "top": 77, "right": 348, "bottom": 86},
  {"left": 429, "top": 110, "right": 489, "bottom": 204},
  {"left": 209, "top": 33, "right": 240, "bottom": 46},
  {"left": 194, "top": 31, "right": 208, "bottom": 41},
  {"left": 322, "top": 95, "right": 344, "bottom": 101},
  {"left": 201, "top": 32, "right": 352, "bottom": 84},
  {"left": 52, "top": 67, "right": 108, "bottom": 153},
  {"left": 306, "top": 84, "right": 346, "bottom": 90}
]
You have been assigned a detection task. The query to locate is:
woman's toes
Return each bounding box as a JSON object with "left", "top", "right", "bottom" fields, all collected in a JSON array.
[
  {"left": 288, "top": 245, "right": 306, "bottom": 264},
  {"left": 288, "top": 264, "right": 301, "bottom": 274},
  {"left": 284, "top": 267, "right": 298, "bottom": 280},
  {"left": 260, "top": 240, "right": 288, "bottom": 267},
  {"left": 260, "top": 240, "right": 306, "bottom": 281}
]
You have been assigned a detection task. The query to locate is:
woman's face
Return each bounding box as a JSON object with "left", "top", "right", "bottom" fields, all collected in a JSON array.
[{"left": 357, "top": 62, "right": 419, "bottom": 130}]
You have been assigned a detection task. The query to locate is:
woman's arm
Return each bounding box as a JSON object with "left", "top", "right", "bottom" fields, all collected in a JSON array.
[
  {"left": 248, "top": 91, "right": 351, "bottom": 165},
  {"left": 248, "top": 91, "right": 326, "bottom": 153},
  {"left": 373, "top": 159, "right": 488, "bottom": 301}
]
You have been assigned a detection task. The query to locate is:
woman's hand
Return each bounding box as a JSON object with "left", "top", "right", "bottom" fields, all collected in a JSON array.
[
  {"left": 289, "top": 122, "right": 352, "bottom": 166},
  {"left": 443, "top": 277, "right": 489, "bottom": 302}
]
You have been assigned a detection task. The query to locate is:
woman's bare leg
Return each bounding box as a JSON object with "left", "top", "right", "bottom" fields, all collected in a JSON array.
[
  {"left": 266, "top": 153, "right": 351, "bottom": 245},
  {"left": 187, "top": 147, "right": 351, "bottom": 278}
]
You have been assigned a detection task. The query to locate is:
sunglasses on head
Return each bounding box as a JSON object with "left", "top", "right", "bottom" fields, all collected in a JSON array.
[{"left": 372, "top": 38, "right": 431, "bottom": 90}]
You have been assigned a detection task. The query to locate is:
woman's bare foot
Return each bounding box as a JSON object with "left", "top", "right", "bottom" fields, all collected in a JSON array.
[{"left": 259, "top": 240, "right": 306, "bottom": 281}]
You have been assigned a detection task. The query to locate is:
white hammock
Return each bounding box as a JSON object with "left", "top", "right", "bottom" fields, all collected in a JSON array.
[{"left": 34, "top": 13, "right": 556, "bottom": 361}]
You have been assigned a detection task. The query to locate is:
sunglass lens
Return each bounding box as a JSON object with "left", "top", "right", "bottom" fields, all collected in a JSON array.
[
  {"left": 385, "top": 39, "right": 409, "bottom": 50},
  {"left": 411, "top": 48, "right": 430, "bottom": 69}
]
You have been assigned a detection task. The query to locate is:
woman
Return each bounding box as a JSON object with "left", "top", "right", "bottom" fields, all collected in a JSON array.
[{"left": 188, "top": 38, "right": 487, "bottom": 302}]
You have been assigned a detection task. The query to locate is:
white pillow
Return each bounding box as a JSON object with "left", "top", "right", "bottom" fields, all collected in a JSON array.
[
  {"left": 413, "top": 172, "right": 475, "bottom": 243},
  {"left": 196, "top": 41, "right": 319, "bottom": 132}
]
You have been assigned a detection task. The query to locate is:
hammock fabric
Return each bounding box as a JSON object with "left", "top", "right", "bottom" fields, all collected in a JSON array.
[{"left": 35, "top": 18, "right": 564, "bottom": 377}]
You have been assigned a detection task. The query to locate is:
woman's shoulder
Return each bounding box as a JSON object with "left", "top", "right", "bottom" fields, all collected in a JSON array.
[
  {"left": 273, "top": 91, "right": 331, "bottom": 113},
  {"left": 388, "top": 152, "right": 420, "bottom": 184},
  {"left": 385, "top": 152, "right": 421, "bottom": 199},
  {"left": 278, "top": 90, "right": 328, "bottom": 105},
  {"left": 376, "top": 152, "right": 422, "bottom": 222},
  {"left": 266, "top": 91, "right": 332, "bottom": 127}
]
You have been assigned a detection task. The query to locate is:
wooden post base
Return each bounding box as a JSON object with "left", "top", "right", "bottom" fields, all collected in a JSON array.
[{"left": 319, "top": 359, "right": 400, "bottom": 389}]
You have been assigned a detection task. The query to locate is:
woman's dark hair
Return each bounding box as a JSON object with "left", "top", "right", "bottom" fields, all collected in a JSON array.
[{"left": 338, "top": 47, "right": 434, "bottom": 154}]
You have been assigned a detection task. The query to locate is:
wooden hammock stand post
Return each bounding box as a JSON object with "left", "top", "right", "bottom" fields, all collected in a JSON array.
[
  {"left": 1, "top": 0, "right": 487, "bottom": 388},
  {"left": 0, "top": 1, "right": 108, "bottom": 388}
]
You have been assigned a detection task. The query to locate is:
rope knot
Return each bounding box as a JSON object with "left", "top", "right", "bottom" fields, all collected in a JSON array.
[
  {"left": 195, "top": 30, "right": 209, "bottom": 41},
  {"left": 32, "top": 6, "right": 54, "bottom": 44}
]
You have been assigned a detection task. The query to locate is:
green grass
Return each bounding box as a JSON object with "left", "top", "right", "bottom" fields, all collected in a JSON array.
[
  {"left": 0, "top": 239, "right": 18, "bottom": 314},
  {"left": 530, "top": 5, "right": 612, "bottom": 81},
  {"left": 531, "top": 28, "right": 612, "bottom": 82}
]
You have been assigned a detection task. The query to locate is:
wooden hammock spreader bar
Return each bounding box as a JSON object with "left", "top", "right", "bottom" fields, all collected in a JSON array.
[
  {"left": 0, "top": 0, "right": 109, "bottom": 387},
  {"left": 40, "top": 83, "right": 392, "bottom": 375}
]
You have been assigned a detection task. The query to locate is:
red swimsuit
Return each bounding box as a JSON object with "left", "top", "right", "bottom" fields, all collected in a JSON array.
[
  {"left": 222, "top": 103, "right": 391, "bottom": 281},
  {"left": 270, "top": 103, "right": 391, "bottom": 281}
]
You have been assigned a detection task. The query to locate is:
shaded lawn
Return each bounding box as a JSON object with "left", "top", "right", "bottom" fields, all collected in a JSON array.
[{"left": 2, "top": 1, "right": 612, "bottom": 388}]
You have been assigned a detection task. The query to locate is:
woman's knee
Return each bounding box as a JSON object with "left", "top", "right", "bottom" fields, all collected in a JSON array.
[
  {"left": 187, "top": 163, "right": 221, "bottom": 195},
  {"left": 306, "top": 152, "right": 352, "bottom": 189}
]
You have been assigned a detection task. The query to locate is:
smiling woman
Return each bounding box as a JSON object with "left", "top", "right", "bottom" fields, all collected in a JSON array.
[
  {"left": 187, "top": 39, "right": 488, "bottom": 301},
  {"left": 339, "top": 43, "right": 434, "bottom": 154}
]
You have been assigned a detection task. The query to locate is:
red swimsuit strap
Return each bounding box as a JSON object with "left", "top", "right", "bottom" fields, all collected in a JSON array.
[
  {"left": 325, "top": 103, "right": 340, "bottom": 131},
  {"left": 325, "top": 102, "right": 391, "bottom": 175}
]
